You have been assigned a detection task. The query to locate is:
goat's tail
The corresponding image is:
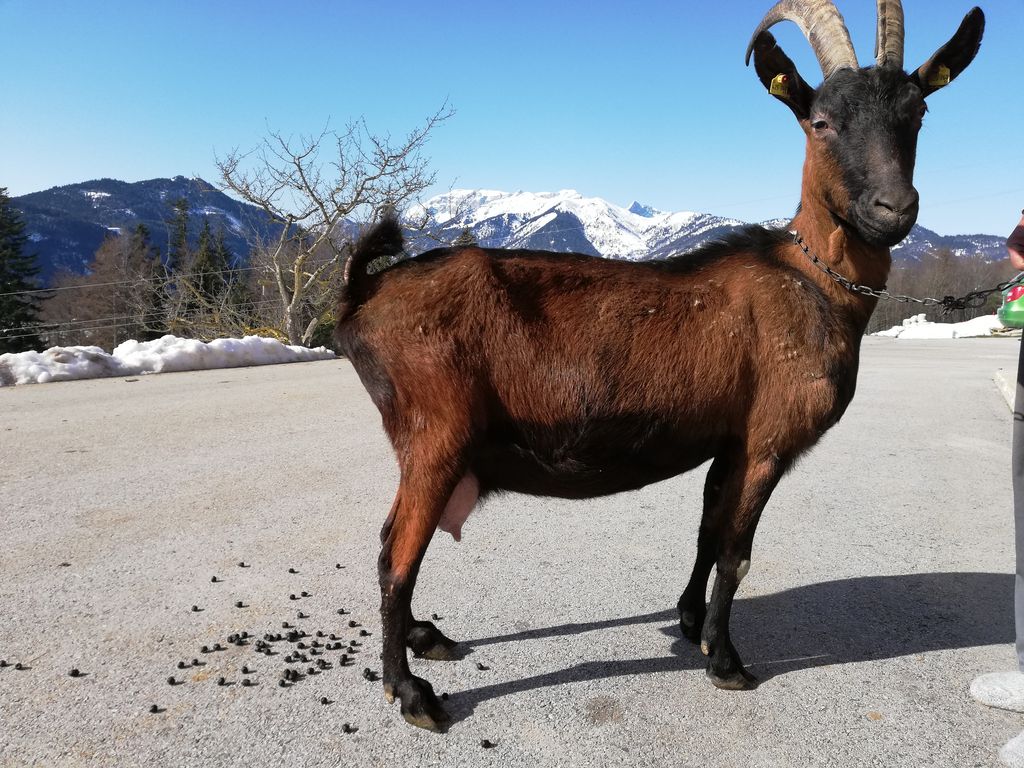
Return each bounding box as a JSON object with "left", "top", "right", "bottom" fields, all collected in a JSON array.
[{"left": 337, "top": 215, "right": 405, "bottom": 321}]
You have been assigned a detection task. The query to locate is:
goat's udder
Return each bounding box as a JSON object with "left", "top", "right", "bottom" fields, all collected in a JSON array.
[{"left": 437, "top": 474, "right": 480, "bottom": 542}]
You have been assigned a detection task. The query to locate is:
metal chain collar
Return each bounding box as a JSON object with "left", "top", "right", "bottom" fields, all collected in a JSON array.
[{"left": 792, "top": 230, "right": 1024, "bottom": 313}]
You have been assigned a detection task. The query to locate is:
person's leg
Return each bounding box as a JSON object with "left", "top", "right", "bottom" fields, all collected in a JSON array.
[
  {"left": 1015, "top": 331, "right": 1024, "bottom": 671},
  {"left": 971, "top": 335, "right": 1024, "bottom": 717}
]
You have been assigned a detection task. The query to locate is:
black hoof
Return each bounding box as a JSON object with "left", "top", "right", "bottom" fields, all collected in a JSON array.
[
  {"left": 407, "top": 620, "right": 460, "bottom": 661},
  {"left": 706, "top": 664, "right": 759, "bottom": 690},
  {"left": 701, "top": 634, "right": 758, "bottom": 690},
  {"left": 385, "top": 675, "right": 451, "bottom": 732}
]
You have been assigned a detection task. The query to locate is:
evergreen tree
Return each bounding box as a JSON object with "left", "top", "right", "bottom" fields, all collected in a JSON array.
[
  {"left": 0, "top": 187, "right": 44, "bottom": 353},
  {"left": 190, "top": 219, "right": 230, "bottom": 303},
  {"left": 167, "top": 197, "right": 190, "bottom": 275},
  {"left": 124, "top": 224, "right": 163, "bottom": 341},
  {"left": 452, "top": 227, "right": 477, "bottom": 247}
]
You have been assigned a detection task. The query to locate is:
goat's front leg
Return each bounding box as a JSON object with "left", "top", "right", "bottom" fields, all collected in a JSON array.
[
  {"left": 678, "top": 454, "right": 731, "bottom": 642},
  {"left": 700, "top": 454, "right": 786, "bottom": 690},
  {"left": 379, "top": 470, "right": 458, "bottom": 732}
]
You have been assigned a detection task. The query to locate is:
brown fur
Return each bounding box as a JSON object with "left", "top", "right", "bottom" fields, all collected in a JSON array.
[{"left": 332, "top": 4, "right": 984, "bottom": 732}]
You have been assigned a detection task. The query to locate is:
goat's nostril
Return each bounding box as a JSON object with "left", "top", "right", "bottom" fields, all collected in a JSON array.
[{"left": 874, "top": 190, "right": 919, "bottom": 216}]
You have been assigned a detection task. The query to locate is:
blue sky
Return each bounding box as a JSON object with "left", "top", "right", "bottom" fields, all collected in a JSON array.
[{"left": 3, "top": 0, "right": 1021, "bottom": 236}]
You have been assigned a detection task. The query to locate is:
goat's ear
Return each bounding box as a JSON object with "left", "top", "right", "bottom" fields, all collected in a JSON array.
[
  {"left": 912, "top": 7, "right": 984, "bottom": 98},
  {"left": 747, "top": 31, "right": 814, "bottom": 121}
]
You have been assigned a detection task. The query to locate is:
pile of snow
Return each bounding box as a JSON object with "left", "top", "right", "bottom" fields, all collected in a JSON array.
[
  {"left": 872, "top": 313, "right": 1006, "bottom": 339},
  {"left": 0, "top": 335, "right": 335, "bottom": 387}
]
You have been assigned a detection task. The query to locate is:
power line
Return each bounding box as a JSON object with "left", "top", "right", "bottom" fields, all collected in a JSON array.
[
  {"left": 0, "top": 299, "right": 288, "bottom": 342},
  {"left": 0, "top": 265, "right": 266, "bottom": 298}
]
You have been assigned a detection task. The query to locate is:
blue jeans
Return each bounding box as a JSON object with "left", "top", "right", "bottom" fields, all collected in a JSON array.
[{"left": 1015, "top": 336, "right": 1024, "bottom": 670}]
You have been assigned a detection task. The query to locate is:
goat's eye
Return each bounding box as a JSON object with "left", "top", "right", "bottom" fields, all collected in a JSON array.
[{"left": 811, "top": 119, "right": 830, "bottom": 133}]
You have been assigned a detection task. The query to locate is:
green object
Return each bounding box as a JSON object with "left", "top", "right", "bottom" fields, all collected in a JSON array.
[{"left": 997, "top": 274, "right": 1024, "bottom": 329}]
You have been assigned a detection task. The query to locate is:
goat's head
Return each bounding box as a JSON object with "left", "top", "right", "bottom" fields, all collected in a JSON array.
[{"left": 746, "top": 0, "right": 984, "bottom": 247}]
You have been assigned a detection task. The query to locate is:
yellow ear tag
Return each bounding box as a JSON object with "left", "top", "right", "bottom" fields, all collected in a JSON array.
[
  {"left": 769, "top": 73, "right": 790, "bottom": 97},
  {"left": 928, "top": 64, "right": 951, "bottom": 88}
]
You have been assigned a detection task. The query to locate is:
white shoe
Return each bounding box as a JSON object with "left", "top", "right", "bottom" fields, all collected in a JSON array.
[
  {"left": 971, "top": 672, "right": 1024, "bottom": 713},
  {"left": 1001, "top": 730, "right": 1024, "bottom": 767}
]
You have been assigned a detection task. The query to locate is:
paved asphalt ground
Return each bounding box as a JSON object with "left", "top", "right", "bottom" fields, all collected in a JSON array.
[{"left": 1, "top": 337, "right": 1022, "bottom": 767}]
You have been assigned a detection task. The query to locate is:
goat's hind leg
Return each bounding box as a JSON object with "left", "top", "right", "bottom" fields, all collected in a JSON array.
[
  {"left": 406, "top": 473, "right": 479, "bottom": 660},
  {"left": 407, "top": 614, "right": 459, "bottom": 660},
  {"left": 379, "top": 465, "right": 461, "bottom": 732},
  {"left": 380, "top": 498, "right": 460, "bottom": 661}
]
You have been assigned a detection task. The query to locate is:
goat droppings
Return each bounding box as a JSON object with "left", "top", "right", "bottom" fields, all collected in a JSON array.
[
  {"left": 481, "top": 740, "right": 497, "bottom": 749},
  {"left": 342, "top": 723, "right": 358, "bottom": 734}
]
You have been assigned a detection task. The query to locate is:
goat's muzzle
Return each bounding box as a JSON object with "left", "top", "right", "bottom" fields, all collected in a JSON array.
[{"left": 851, "top": 186, "right": 919, "bottom": 247}]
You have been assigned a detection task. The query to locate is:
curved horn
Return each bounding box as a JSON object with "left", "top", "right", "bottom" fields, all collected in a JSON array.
[
  {"left": 745, "top": 0, "right": 858, "bottom": 80},
  {"left": 875, "top": 0, "right": 905, "bottom": 68}
]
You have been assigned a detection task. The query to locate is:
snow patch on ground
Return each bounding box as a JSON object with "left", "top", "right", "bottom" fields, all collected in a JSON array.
[
  {"left": 872, "top": 313, "right": 1006, "bottom": 339},
  {"left": 0, "top": 335, "right": 335, "bottom": 387}
]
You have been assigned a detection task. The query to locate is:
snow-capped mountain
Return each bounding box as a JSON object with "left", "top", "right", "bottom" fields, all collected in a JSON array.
[
  {"left": 408, "top": 189, "right": 1003, "bottom": 264},
  {"left": 408, "top": 189, "right": 750, "bottom": 261}
]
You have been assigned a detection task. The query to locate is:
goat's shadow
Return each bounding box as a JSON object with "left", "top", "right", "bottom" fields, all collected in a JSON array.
[{"left": 439, "top": 571, "right": 1012, "bottom": 723}]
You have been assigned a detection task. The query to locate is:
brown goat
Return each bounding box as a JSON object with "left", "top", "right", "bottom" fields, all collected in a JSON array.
[{"left": 334, "top": 0, "right": 984, "bottom": 732}]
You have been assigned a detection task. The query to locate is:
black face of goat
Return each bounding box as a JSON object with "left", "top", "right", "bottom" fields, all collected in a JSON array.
[
  {"left": 333, "top": 0, "right": 984, "bottom": 734},
  {"left": 748, "top": 4, "right": 984, "bottom": 248}
]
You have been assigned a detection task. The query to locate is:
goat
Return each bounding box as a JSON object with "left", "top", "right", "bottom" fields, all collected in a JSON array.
[{"left": 333, "top": 0, "right": 984, "bottom": 732}]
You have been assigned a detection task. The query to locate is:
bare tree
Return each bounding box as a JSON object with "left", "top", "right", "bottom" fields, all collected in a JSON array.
[
  {"left": 216, "top": 105, "right": 453, "bottom": 345},
  {"left": 42, "top": 226, "right": 163, "bottom": 348},
  {"left": 866, "top": 248, "right": 1016, "bottom": 334}
]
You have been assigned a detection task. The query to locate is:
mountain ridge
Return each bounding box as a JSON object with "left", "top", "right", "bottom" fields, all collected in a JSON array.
[
  {"left": 13, "top": 176, "right": 278, "bottom": 284},
  {"left": 13, "top": 180, "right": 1007, "bottom": 286}
]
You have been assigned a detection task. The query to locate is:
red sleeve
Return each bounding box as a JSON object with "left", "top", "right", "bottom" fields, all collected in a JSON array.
[{"left": 1009, "top": 225, "right": 1024, "bottom": 254}]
